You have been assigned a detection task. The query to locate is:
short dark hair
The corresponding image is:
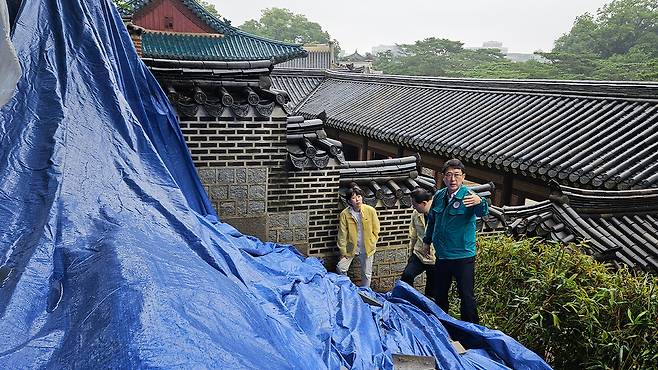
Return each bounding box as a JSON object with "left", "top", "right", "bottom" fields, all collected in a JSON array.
[
  {"left": 345, "top": 186, "right": 364, "bottom": 200},
  {"left": 411, "top": 188, "right": 432, "bottom": 203},
  {"left": 442, "top": 158, "right": 465, "bottom": 174}
]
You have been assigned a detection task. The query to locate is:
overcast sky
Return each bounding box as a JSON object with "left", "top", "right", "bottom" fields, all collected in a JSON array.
[{"left": 208, "top": 0, "right": 612, "bottom": 54}]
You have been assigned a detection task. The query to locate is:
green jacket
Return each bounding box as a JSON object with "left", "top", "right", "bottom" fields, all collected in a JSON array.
[
  {"left": 409, "top": 209, "right": 436, "bottom": 264},
  {"left": 422, "top": 185, "right": 488, "bottom": 260},
  {"left": 338, "top": 204, "right": 380, "bottom": 257}
]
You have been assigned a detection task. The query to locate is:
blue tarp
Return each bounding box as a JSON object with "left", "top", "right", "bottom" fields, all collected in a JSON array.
[{"left": 0, "top": 0, "right": 552, "bottom": 368}]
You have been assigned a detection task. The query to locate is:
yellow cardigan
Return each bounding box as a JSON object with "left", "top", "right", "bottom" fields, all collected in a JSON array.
[{"left": 337, "top": 204, "right": 380, "bottom": 257}]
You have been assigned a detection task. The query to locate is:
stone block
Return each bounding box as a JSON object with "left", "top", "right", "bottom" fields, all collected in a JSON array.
[
  {"left": 208, "top": 185, "right": 228, "bottom": 201},
  {"left": 268, "top": 213, "right": 289, "bottom": 229},
  {"left": 197, "top": 168, "right": 216, "bottom": 184},
  {"left": 235, "top": 168, "right": 247, "bottom": 183},
  {"left": 381, "top": 250, "right": 395, "bottom": 263},
  {"left": 219, "top": 201, "right": 235, "bottom": 216},
  {"left": 289, "top": 211, "right": 308, "bottom": 227},
  {"left": 236, "top": 201, "right": 247, "bottom": 216},
  {"left": 377, "top": 263, "right": 391, "bottom": 277},
  {"left": 229, "top": 185, "right": 248, "bottom": 199},
  {"left": 279, "top": 229, "right": 294, "bottom": 243},
  {"left": 293, "top": 228, "right": 308, "bottom": 242},
  {"left": 249, "top": 185, "right": 266, "bottom": 200},
  {"left": 217, "top": 168, "right": 235, "bottom": 183},
  {"left": 391, "top": 262, "right": 407, "bottom": 275},
  {"left": 380, "top": 277, "right": 396, "bottom": 291},
  {"left": 370, "top": 279, "right": 383, "bottom": 292},
  {"left": 391, "top": 249, "right": 408, "bottom": 263},
  {"left": 247, "top": 167, "right": 268, "bottom": 183},
  {"left": 413, "top": 273, "right": 426, "bottom": 286},
  {"left": 249, "top": 201, "right": 266, "bottom": 214}
]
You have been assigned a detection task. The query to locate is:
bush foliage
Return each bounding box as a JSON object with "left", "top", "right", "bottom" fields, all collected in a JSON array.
[{"left": 473, "top": 235, "right": 658, "bottom": 369}]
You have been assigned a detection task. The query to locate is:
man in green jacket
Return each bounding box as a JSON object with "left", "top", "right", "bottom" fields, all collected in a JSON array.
[{"left": 422, "top": 159, "right": 488, "bottom": 324}]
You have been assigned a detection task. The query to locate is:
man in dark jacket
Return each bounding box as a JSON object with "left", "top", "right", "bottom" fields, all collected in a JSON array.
[{"left": 422, "top": 159, "right": 488, "bottom": 324}]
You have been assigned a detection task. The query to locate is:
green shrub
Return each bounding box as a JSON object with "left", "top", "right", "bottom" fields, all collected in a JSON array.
[{"left": 471, "top": 235, "right": 658, "bottom": 369}]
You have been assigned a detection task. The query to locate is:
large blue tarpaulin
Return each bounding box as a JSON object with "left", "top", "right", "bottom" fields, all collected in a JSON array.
[{"left": 0, "top": 0, "right": 551, "bottom": 368}]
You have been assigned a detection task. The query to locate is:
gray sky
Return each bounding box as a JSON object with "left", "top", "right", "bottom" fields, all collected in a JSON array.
[{"left": 208, "top": 0, "right": 613, "bottom": 53}]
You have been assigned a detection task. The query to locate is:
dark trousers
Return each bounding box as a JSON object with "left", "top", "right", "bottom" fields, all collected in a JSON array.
[
  {"left": 401, "top": 254, "right": 437, "bottom": 297},
  {"left": 433, "top": 256, "right": 479, "bottom": 324}
]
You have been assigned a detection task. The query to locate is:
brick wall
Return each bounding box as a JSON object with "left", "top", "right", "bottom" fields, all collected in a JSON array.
[
  {"left": 178, "top": 107, "right": 288, "bottom": 240},
  {"left": 175, "top": 106, "right": 422, "bottom": 293},
  {"left": 267, "top": 168, "right": 341, "bottom": 257}
]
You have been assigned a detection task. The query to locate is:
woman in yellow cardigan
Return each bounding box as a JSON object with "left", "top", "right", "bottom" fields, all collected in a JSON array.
[{"left": 337, "top": 187, "right": 380, "bottom": 288}]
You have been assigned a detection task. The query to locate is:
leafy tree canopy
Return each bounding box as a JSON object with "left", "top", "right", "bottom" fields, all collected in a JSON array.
[
  {"left": 553, "top": 0, "right": 658, "bottom": 58},
  {"left": 196, "top": 0, "right": 221, "bottom": 18},
  {"left": 374, "top": 0, "right": 658, "bottom": 81},
  {"left": 373, "top": 38, "right": 506, "bottom": 77},
  {"left": 239, "top": 7, "right": 332, "bottom": 45}
]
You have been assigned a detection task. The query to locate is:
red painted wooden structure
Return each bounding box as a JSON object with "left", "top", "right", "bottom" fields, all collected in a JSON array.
[{"left": 132, "top": 0, "right": 215, "bottom": 34}]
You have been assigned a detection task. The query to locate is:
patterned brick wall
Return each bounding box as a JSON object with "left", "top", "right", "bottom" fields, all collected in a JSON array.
[
  {"left": 175, "top": 107, "right": 422, "bottom": 293},
  {"left": 267, "top": 167, "right": 341, "bottom": 257},
  {"left": 178, "top": 108, "right": 288, "bottom": 239}
]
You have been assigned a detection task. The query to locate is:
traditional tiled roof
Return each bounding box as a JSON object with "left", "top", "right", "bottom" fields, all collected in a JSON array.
[
  {"left": 143, "top": 58, "right": 290, "bottom": 118},
  {"left": 503, "top": 181, "right": 658, "bottom": 272},
  {"left": 271, "top": 69, "right": 325, "bottom": 111},
  {"left": 287, "top": 116, "right": 344, "bottom": 170},
  {"left": 343, "top": 51, "right": 368, "bottom": 62},
  {"left": 275, "top": 70, "right": 658, "bottom": 190},
  {"left": 339, "top": 156, "right": 434, "bottom": 209},
  {"left": 141, "top": 31, "right": 307, "bottom": 63},
  {"left": 122, "top": 0, "right": 307, "bottom": 63}
]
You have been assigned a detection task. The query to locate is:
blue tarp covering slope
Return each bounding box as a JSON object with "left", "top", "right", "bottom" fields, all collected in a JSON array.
[{"left": 0, "top": 0, "right": 552, "bottom": 368}]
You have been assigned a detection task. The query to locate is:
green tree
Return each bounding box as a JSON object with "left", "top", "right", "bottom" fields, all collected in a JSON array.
[
  {"left": 111, "top": 0, "right": 130, "bottom": 12},
  {"left": 239, "top": 7, "right": 333, "bottom": 45},
  {"left": 374, "top": 0, "right": 658, "bottom": 81},
  {"left": 196, "top": 0, "right": 221, "bottom": 18},
  {"left": 373, "top": 38, "right": 506, "bottom": 77},
  {"left": 554, "top": 0, "right": 658, "bottom": 58}
]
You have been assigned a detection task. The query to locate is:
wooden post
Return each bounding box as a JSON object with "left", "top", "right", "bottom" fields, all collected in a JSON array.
[{"left": 502, "top": 174, "right": 513, "bottom": 206}]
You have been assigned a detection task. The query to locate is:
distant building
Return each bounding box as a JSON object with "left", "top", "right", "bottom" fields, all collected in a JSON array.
[
  {"left": 467, "top": 41, "right": 545, "bottom": 63},
  {"left": 371, "top": 44, "right": 403, "bottom": 57},
  {"left": 505, "top": 52, "right": 546, "bottom": 63},
  {"left": 277, "top": 43, "right": 337, "bottom": 69},
  {"left": 481, "top": 40, "right": 508, "bottom": 54},
  {"left": 339, "top": 50, "right": 381, "bottom": 74}
]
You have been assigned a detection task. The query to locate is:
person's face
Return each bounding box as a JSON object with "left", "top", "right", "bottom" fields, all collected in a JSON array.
[
  {"left": 412, "top": 200, "right": 430, "bottom": 214},
  {"left": 443, "top": 167, "right": 464, "bottom": 194},
  {"left": 349, "top": 194, "right": 363, "bottom": 210}
]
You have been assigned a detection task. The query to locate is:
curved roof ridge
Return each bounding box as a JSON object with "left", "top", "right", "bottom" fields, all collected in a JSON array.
[
  {"left": 558, "top": 183, "right": 658, "bottom": 197},
  {"left": 322, "top": 70, "right": 658, "bottom": 100},
  {"left": 551, "top": 181, "right": 658, "bottom": 214}
]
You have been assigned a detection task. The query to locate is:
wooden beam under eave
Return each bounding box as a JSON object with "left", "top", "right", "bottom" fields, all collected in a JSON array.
[
  {"left": 366, "top": 139, "right": 398, "bottom": 158},
  {"left": 512, "top": 177, "right": 551, "bottom": 202}
]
